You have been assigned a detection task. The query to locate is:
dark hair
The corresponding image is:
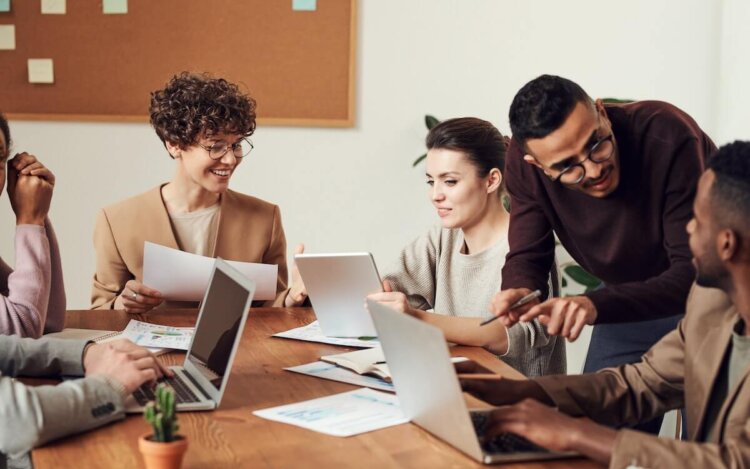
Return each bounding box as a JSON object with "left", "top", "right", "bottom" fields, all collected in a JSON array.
[
  {"left": 149, "top": 72, "right": 257, "bottom": 153},
  {"left": 0, "top": 112, "right": 10, "bottom": 158},
  {"left": 708, "top": 140, "right": 750, "bottom": 233},
  {"left": 426, "top": 117, "right": 507, "bottom": 179},
  {"left": 509, "top": 74, "right": 592, "bottom": 146}
]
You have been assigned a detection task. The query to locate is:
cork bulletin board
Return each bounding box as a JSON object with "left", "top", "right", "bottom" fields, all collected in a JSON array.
[{"left": 0, "top": 0, "right": 357, "bottom": 127}]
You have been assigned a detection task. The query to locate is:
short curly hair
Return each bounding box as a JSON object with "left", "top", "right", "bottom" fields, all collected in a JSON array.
[
  {"left": 708, "top": 140, "right": 750, "bottom": 232},
  {"left": 149, "top": 72, "right": 257, "bottom": 152}
]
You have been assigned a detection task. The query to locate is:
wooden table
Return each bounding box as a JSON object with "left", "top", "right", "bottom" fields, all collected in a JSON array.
[{"left": 32, "top": 308, "right": 602, "bottom": 469}]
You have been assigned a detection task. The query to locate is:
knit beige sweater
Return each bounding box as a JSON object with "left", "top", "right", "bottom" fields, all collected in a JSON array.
[{"left": 383, "top": 225, "right": 565, "bottom": 377}]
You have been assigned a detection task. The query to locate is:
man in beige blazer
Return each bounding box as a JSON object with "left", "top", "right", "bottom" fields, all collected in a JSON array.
[{"left": 459, "top": 140, "right": 750, "bottom": 468}]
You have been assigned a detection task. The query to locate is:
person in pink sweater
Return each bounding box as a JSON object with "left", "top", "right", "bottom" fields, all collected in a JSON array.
[{"left": 0, "top": 113, "right": 65, "bottom": 337}]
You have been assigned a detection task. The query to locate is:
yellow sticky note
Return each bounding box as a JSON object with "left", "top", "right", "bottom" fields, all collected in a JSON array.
[
  {"left": 28, "top": 59, "right": 55, "bottom": 84},
  {"left": 0, "top": 24, "right": 14, "bottom": 50},
  {"left": 41, "top": 0, "right": 66, "bottom": 14}
]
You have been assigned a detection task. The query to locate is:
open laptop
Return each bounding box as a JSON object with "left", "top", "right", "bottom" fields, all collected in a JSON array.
[
  {"left": 367, "top": 300, "right": 576, "bottom": 464},
  {"left": 295, "top": 252, "right": 382, "bottom": 337},
  {"left": 125, "top": 258, "right": 255, "bottom": 412}
]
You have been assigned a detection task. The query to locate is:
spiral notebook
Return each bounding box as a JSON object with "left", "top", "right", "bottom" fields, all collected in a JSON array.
[{"left": 46, "top": 328, "right": 167, "bottom": 355}]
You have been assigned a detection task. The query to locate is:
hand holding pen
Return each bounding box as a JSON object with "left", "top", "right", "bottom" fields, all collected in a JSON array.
[{"left": 481, "top": 289, "right": 542, "bottom": 327}]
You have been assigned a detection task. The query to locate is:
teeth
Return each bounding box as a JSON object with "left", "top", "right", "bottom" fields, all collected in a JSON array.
[{"left": 211, "top": 169, "right": 230, "bottom": 176}]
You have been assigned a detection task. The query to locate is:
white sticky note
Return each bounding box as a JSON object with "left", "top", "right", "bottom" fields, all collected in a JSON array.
[
  {"left": 28, "top": 59, "right": 55, "bottom": 84},
  {"left": 41, "top": 0, "right": 66, "bottom": 14},
  {"left": 292, "top": 0, "right": 316, "bottom": 11},
  {"left": 0, "top": 25, "right": 15, "bottom": 50},
  {"left": 103, "top": 0, "right": 127, "bottom": 14}
]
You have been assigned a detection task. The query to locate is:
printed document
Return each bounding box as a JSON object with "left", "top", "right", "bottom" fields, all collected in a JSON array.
[
  {"left": 253, "top": 388, "right": 407, "bottom": 437},
  {"left": 273, "top": 320, "right": 379, "bottom": 348}
]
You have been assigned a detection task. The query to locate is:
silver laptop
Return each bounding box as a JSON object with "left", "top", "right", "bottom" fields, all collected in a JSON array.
[
  {"left": 367, "top": 300, "right": 576, "bottom": 464},
  {"left": 125, "top": 258, "right": 255, "bottom": 412},
  {"left": 295, "top": 252, "right": 382, "bottom": 337}
]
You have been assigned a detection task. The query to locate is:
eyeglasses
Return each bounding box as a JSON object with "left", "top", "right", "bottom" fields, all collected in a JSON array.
[
  {"left": 197, "top": 138, "right": 254, "bottom": 161},
  {"left": 552, "top": 134, "right": 615, "bottom": 185}
]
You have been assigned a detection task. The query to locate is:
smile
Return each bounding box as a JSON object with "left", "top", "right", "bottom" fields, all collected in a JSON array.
[{"left": 210, "top": 169, "right": 232, "bottom": 177}]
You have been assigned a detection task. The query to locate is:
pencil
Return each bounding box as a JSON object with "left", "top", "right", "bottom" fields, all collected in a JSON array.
[{"left": 479, "top": 289, "right": 542, "bottom": 327}]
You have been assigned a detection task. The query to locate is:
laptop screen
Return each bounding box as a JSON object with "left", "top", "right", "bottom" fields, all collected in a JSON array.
[{"left": 187, "top": 267, "right": 250, "bottom": 390}]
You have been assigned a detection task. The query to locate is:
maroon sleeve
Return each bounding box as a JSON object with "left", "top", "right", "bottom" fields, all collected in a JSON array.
[
  {"left": 587, "top": 135, "right": 712, "bottom": 323},
  {"left": 501, "top": 139, "right": 555, "bottom": 298}
]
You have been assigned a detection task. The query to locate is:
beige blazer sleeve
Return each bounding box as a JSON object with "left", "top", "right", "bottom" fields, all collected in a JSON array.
[
  {"left": 263, "top": 205, "right": 289, "bottom": 307},
  {"left": 91, "top": 208, "right": 131, "bottom": 309}
]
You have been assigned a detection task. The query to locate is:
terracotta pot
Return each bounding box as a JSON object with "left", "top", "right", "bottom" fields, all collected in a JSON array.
[{"left": 138, "top": 433, "right": 188, "bottom": 469}]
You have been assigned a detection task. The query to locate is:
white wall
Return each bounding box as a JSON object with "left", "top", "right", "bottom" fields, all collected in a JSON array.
[{"left": 0, "top": 1, "right": 736, "bottom": 378}]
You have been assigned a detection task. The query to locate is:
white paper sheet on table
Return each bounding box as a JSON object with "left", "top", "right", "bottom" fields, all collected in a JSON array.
[
  {"left": 142, "top": 241, "right": 277, "bottom": 301},
  {"left": 253, "top": 388, "right": 407, "bottom": 437},
  {"left": 121, "top": 319, "right": 194, "bottom": 350},
  {"left": 273, "top": 320, "right": 380, "bottom": 348},
  {"left": 285, "top": 361, "right": 395, "bottom": 392}
]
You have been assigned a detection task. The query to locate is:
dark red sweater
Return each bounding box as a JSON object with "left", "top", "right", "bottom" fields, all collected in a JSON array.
[{"left": 501, "top": 101, "right": 715, "bottom": 323}]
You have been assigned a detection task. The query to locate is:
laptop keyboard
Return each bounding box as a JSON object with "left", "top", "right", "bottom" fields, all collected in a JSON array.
[
  {"left": 470, "top": 411, "right": 548, "bottom": 454},
  {"left": 132, "top": 375, "right": 201, "bottom": 406}
]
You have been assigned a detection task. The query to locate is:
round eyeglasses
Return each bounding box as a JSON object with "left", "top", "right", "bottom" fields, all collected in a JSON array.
[
  {"left": 197, "top": 138, "right": 254, "bottom": 161},
  {"left": 553, "top": 134, "right": 615, "bottom": 185}
]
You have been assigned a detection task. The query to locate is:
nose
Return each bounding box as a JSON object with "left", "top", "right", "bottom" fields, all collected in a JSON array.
[
  {"left": 431, "top": 182, "right": 444, "bottom": 202},
  {"left": 686, "top": 217, "right": 696, "bottom": 235},
  {"left": 219, "top": 149, "right": 239, "bottom": 165},
  {"left": 582, "top": 157, "right": 603, "bottom": 180}
]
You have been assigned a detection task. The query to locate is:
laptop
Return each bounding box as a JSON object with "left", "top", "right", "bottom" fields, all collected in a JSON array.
[
  {"left": 294, "top": 252, "right": 383, "bottom": 337},
  {"left": 367, "top": 300, "right": 576, "bottom": 464},
  {"left": 125, "top": 258, "right": 255, "bottom": 413}
]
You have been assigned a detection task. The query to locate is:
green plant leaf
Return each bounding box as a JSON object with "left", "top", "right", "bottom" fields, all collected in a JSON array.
[
  {"left": 412, "top": 153, "right": 427, "bottom": 167},
  {"left": 561, "top": 277, "right": 567, "bottom": 288},
  {"left": 425, "top": 115, "right": 440, "bottom": 129},
  {"left": 563, "top": 265, "right": 601, "bottom": 288},
  {"left": 601, "top": 98, "right": 634, "bottom": 104},
  {"left": 501, "top": 195, "right": 511, "bottom": 213}
]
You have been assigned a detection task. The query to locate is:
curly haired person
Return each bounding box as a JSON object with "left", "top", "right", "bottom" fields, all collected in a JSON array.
[{"left": 90, "top": 73, "right": 305, "bottom": 312}]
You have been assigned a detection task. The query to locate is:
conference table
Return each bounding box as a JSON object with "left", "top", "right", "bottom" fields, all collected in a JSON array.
[{"left": 32, "top": 308, "right": 603, "bottom": 468}]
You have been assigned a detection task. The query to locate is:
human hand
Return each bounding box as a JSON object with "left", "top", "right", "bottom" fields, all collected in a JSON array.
[
  {"left": 366, "top": 280, "right": 421, "bottom": 318},
  {"left": 6, "top": 153, "right": 55, "bottom": 226},
  {"left": 457, "top": 360, "right": 553, "bottom": 406},
  {"left": 519, "top": 295, "right": 597, "bottom": 341},
  {"left": 483, "top": 399, "right": 585, "bottom": 453},
  {"left": 285, "top": 243, "right": 308, "bottom": 307},
  {"left": 114, "top": 280, "right": 164, "bottom": 313},
  {"left": 489, "top": 288, "right": 540, "bottom": 328},
  {"left": 83, "top": 339, "right": 173, "bottom": 394}
]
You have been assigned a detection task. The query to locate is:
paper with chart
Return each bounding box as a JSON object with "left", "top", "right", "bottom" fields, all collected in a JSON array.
[
  {"left": 285, "top": 361, "right": 396, "bottom": 392},
  {"left": 273, "top": 320, "right": 379, "bottom": 348},
  {"left": 142, "top": 241, "right": 277, "bottom": 301},
  {"left": 122, "top": 320, "right": 194, "bottom": 350},
  {"left": 253, "top": 388, "right": 407, "bottom": 437}
]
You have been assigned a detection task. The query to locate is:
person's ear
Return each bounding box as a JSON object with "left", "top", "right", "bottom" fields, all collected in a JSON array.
[
  {"left": 717, "top": 229, "right": 738, "bottom": 262},
  {"left": 165, "top": 141, "right": 182, "bottom": 159},
  {"left": 523, "top": 154, "right": 544, "bottom": 170},
  {"left": 487, "top": 168, "right": 503, "bottom": 194}
]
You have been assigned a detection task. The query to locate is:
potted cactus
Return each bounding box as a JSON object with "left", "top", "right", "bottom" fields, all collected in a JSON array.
[{"left": 138, "top": 384, "right": 188, "bottom": 469}]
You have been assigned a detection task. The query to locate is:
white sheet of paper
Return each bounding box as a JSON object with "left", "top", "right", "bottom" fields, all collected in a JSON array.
[
  {"left": 0, "top": 25, "right": 15, "bottom": 50},
  {"left": 142, "top": 241, "right": 277, "bottom": 301},
  {"left": 120, "top": 319, "right": 194, "bottom": 350},
  {"left": 253, "top": 388, "right": 407, "bottom": 437},
  {"left": 27, "top": 59, "right": 54, "bottom": 84},
  {"left": 286, "top": 361, "right": 395, "bottom": 392},
  {"left": 41, "top": 0, "right": 66, "bottom": 14},
  {"left": 273, "top": 320, "right": 380, "bottom": 348}
]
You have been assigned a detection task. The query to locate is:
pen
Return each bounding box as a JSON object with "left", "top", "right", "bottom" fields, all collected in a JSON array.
[{"left": 479, "top": 289, "right": 542, "bottom": 327}]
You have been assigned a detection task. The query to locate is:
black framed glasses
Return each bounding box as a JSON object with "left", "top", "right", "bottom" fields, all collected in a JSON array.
[
  {"left": 197, "top": 138, "right": 254, "bottom": 161},
  {"left": 552, "top": 134, "right": 615, "bottom": 185}
]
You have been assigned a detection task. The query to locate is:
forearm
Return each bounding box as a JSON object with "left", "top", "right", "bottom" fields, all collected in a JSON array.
[
  {"left": 567, "top": 418, "right": 617, "bottom": 465},
  {"left": 0, "top": 376, "right": 125, "bottom": 458},
  {"left": 1, "top": 225, "right": 53, "bottom": 337},
  {"left": 43, "top": 218, "right": 66, "bottom": 332},
  {"left": 0, "top": 336, "right": 86, "bottom": 377},
  {"left": 416, "top": 311, "right": 509, "bottom": 354}
]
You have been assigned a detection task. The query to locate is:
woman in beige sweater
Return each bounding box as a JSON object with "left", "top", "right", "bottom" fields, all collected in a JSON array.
[{"left": 369, "top": 118, "right": 565, "bottom": 376}]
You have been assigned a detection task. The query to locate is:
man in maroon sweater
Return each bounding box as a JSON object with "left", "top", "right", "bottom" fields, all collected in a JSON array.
[{"left": 490, "top": 76, "right": 714, "bottom": 432}]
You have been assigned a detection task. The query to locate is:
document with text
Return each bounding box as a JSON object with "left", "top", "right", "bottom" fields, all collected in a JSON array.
[
  {"left": 273, "top": 320, "right": 379, "bottom": 348},
  {"left": 253, "top": 388, "right": 407, "bottom": 437}
]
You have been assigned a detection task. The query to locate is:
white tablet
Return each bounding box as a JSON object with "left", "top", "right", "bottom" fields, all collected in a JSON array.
[{"left": 295, "top": 252, "right": 383, "bottom": 337}]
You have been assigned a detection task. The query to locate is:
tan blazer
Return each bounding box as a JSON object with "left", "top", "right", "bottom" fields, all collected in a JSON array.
[
  {"left": 91, "top": 186, "right": 288, "bottom": 309},
  {"left": 534, "top": 284, "right": 750, "bottom": 468}
]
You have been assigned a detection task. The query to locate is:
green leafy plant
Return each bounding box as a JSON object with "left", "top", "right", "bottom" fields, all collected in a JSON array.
[
  {"left": 143, "top": 384, "right": 180, "bottom": 442},
  {"left": 412, "top": 114, "right": 440, "bottom": 167}
]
